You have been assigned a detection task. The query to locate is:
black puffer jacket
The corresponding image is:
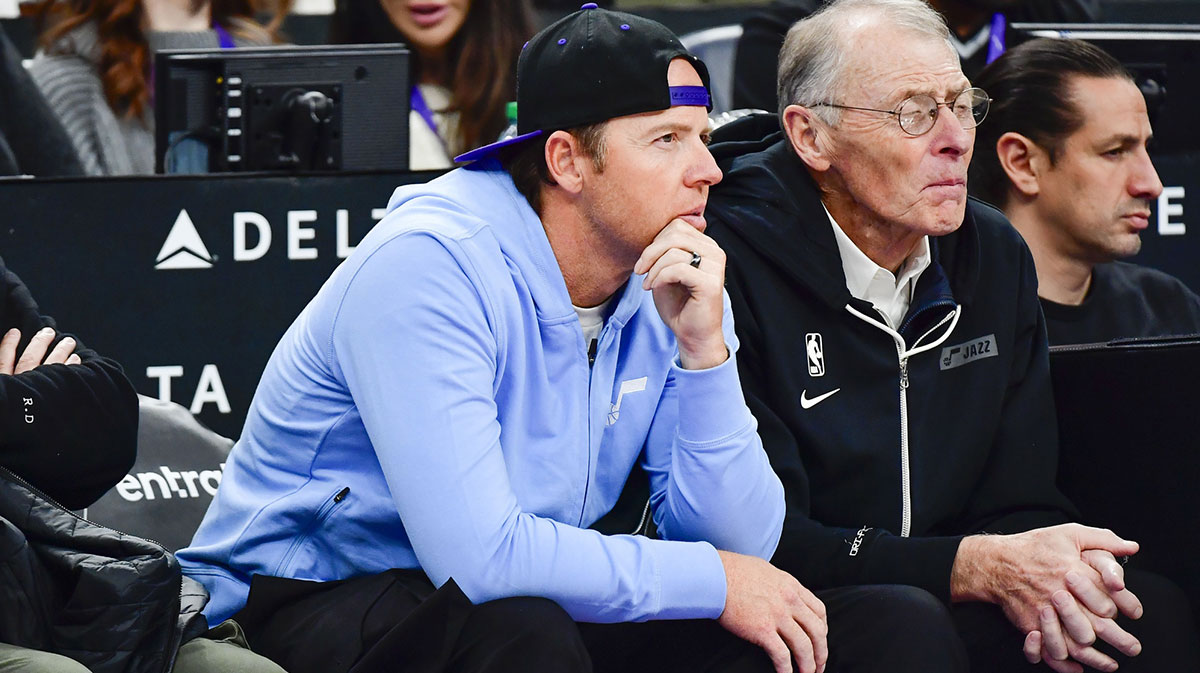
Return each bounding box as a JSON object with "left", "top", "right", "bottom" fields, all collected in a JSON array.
[
  {"left": 0, "top": 467, "right": 208, "bottom": 673},
  {"left": 705, "top": 117, "right": 1076, "bottom": 602}
]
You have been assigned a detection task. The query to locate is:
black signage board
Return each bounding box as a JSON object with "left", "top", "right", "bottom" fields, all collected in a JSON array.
[
  {"left": 2, "top": 170, "right": 442, "bottom": 439},
  {"left": 1, "top": 155, "right": 1198, "bottom": 438}
]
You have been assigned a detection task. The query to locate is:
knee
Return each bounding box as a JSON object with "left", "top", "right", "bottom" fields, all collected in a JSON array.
[
  {"left": 860, "top": 585, "right": 955, "bottom": 630},
  {"left": 0, "top": 646, "right": 92, "bottom": 673},
  {"left": 826, "top": 585, "right": 967, "bottom": 673},
  {"left": 462, "top": 596, "right": 589, "bottom": 667}
]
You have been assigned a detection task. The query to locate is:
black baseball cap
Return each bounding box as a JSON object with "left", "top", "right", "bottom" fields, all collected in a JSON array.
[{"left": 454, "top": 3, "right": 712, "bottom": 163}]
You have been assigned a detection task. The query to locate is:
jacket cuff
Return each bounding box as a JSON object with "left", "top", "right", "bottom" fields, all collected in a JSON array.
[
  {"left": 650, "top": 540, "right": 727, "bottom": 620},
  {"left": 864, "top": 534, "right": 964, "bottom": 604},
  {"left": 672, "top": 347, "right": 755, "bottom": 445}
]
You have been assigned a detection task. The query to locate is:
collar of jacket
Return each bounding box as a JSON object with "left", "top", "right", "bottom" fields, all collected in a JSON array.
[{"left": 706, "top": 115, "right": 983, "bottom": 325}]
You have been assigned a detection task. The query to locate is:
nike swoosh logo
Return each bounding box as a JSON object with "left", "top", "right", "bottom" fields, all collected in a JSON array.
[{"left": 800, "top": 388, "right": 841, "bottom": 409}]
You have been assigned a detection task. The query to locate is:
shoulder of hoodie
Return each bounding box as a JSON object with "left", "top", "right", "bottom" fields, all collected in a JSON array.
[{"left": 361, "top": 167, "right": 523, "bottom": 261}]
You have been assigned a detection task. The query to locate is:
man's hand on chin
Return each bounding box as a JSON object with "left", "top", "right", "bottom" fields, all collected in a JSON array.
[{"left": 634, "top": 218, "right": 728, "bottom": 370}]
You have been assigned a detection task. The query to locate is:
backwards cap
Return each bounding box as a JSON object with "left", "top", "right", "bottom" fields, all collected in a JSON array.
[{"left": 454, "top": 3, "right": 711, "bottom": 163}]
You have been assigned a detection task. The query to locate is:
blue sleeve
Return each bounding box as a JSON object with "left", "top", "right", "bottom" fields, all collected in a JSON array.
[
  {"left": 642, "top": 291, "right": 785, "bottom": 559},
  {"left": 331, "top": 231, "right": 729, "bottom": 623}
]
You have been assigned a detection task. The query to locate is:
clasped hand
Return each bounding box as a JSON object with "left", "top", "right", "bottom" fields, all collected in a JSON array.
[
  {"left": 0, "top": 327, "right": 81, "bottom": 374},
  {"left": 957, "top": 524, "right": 1142, "bottom": 672}
]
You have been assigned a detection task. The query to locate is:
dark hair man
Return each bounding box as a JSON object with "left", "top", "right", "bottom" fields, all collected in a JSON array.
[
  {"left": 169, "top": 6, "right": 944, "bottom": 673},
  {"left": 704, "top": 0, "right": 1199, "bottom": 671},
  {"left": 731, "top": 0, "right": 1099, "bottom": 113},
  {"left": 971, "top": 37, "right": 1200, "bottom": 345}
]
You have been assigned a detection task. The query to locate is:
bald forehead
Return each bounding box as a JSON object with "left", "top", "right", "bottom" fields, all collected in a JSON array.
[{"left": 840, "top": 25, "right": 965, "bottom": 103}]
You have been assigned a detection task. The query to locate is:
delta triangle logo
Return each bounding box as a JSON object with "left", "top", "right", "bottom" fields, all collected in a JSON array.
[{"left": 155, "top": 209, "right": 215, "bottom": 270}]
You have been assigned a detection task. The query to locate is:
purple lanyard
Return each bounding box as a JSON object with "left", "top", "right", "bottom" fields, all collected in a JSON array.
[
  {"left": 410, "top": 85, "right": 449, "bottom": 152},
  {"left": 985, "top": 12, "right": 1007, "bottom": 65},
  {"left": 214, "top": 23, "right": 236, "bottom": 50},
  {"left": 150, "top": 23, "right": 236, "bottom": 105}
]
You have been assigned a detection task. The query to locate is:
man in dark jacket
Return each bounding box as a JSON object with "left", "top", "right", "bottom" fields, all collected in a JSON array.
[
  {"left": 705, "top": 1, "right": 1199, "bottom": 671},
  {"left": 0, "top": 254, "right": 138, "bottom": 671},
  {"left": 0, "top": 258, "right": 284, "bottom": 673},
  {"left": 970, "top": 37, "right": 1200, "bottom": 345},
  {"left": 732, "top": 0, "right": 1098, "bottom": 112}
]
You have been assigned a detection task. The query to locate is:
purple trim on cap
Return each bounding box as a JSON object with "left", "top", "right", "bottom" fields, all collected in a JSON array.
[
  {"left": 620, "top": 24, "right": 630, "bottom": 30},
  {"left": 453, "top": 129, "right": 545, "bottom": 164},
  {"left": 669, "top": 86, "right": 710, "bottom": 108},
  {"left": 581, "top": 2, "right": 598, "bottom": 8},
  {"left": 558, "top": 38, "right": 567, "bottom": 45}
]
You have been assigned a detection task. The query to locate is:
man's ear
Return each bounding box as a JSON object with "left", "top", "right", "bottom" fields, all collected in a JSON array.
[
  {"left": 782, "top": 104, "right": 832, "bottom": 172},
  {"left": 544, "top": 130, "right": 586, "bottom": 194},
  {"left": 995, "top": 131, "right": 1043, "bottom": 198}
]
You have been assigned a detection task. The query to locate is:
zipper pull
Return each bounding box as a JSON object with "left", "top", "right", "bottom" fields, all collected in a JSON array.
[
  {"left": 334, "top": 487, "right": 350, "bottom": 503},
  {"left": 588, "top": 338, "right": 598, "bottom": 367},
  {"left": 899, "top": 358, "right": 909, "bottom": 390}
]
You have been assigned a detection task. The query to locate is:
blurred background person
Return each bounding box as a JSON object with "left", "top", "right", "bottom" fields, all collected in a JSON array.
[
  {"left": 971, "top": 37, "right": 1200, "bottom": 345},
  {"left": 28, "top": 0, "right": 289, "bottom": 176},
  {"left": 0, "top": 23, "right": 84, "bottom": 177},
  {"left": 329, "top": 0, "right": 535, "bottom": 170},
  {"left": 732, "top": 0, "right": 1099, "bottom": 113}
]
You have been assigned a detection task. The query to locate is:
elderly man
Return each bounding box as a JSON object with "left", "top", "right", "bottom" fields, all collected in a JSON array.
[
  {"left": 731, "top": 0, "right": 1099, "bottom": 112},
  {"left": 970, "top": 37, "right": 1200, "bottom": 345},
  {"left": 705, "top": 0, "right": 1199, "bottom": 671},
  {"left": 175, "top": 6, "right": 943, "bottom": 673}
]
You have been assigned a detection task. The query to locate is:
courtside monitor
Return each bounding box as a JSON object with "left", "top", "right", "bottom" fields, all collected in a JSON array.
[
  {"left": 154, "top": 44, "right": 410, "bottom": 174},
  {"left": 1010, "top": 23, "right": 1200, "bottom": 153}
]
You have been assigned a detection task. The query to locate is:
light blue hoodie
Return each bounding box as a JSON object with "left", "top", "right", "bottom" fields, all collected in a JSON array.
[{"left": 178, "top": 162, "right": 784, "bottom": 625}]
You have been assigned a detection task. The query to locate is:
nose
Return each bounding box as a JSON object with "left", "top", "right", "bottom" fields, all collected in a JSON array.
[
  {"left": 929, "top": 104, "right": 972, "bottom": 159},
  {"left": 1129, "top": 147, "right": 1163, "bottom": 201},
  {"left": 686, "top": 137, "right": 723, "bottom": 188}
]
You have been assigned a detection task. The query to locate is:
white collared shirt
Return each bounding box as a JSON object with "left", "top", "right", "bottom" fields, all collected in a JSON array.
[{"left": 825, "top": 205, "right": 931, "bottom": 330}]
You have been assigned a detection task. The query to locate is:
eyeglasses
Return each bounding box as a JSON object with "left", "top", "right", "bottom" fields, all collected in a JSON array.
[{"left": 809, "top": 87, "right": 992, "bottom": 136}]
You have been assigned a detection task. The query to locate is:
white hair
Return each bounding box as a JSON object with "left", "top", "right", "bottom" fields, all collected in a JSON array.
[{"left": 776, "top": 0, "right": 957, "bottom": 123}]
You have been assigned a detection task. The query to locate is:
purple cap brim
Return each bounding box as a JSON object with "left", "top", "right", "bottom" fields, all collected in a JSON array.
[{"left": 454, "top": 129, "right": 545, "bottom": 164}]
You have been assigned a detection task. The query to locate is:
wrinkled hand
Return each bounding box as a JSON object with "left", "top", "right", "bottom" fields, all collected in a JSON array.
[
  {"left": 634, "top": 219, "right": 727, "bottom": 370},
  {"left": 717, "top": 550, "right": 828, "bottom": 673},
  {"left": 952, "top": 525, "right": 1141, "bottom": 672},
  {"left": 0, "top": 327, "right": 81, "bottom": 375},
  {"left": 1024, "top": 549, "right": 1144, "bottom": 672}
]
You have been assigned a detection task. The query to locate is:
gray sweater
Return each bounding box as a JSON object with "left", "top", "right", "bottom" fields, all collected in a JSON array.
[{"left": 28, "top": 22, "right": 263, "bottom": 176}]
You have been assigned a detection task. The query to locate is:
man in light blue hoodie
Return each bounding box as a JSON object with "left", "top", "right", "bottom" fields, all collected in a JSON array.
[{"left": 176, "top": 6, "right": 946, "bottom": 673}]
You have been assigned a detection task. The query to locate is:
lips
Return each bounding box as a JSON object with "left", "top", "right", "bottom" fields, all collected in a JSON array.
[
  {"left": 408, "top": 3, "right": 449, "bottom": 28},
  {"left": 927, "top": 178, "right": 966, "bottom": 189},
  {"left": 678, "top": 207, "right": 707, "bottom": 231},
  {"left": 1122, "top": 211, "right": 1151, "bottom": 230}
]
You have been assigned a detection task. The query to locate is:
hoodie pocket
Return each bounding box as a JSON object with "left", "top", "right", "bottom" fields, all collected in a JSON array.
[{"left": 273, "top": 486, "right": 350, "bottom": 576}]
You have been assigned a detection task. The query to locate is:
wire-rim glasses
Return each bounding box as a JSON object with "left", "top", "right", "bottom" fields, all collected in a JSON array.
[{"left": 809, "top": 87, "right": 992, "bottom": 136}]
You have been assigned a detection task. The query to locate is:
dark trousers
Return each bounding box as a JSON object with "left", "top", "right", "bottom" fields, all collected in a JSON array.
[{"left": 232, "top": 570, "right": 964, "bottom": 673}]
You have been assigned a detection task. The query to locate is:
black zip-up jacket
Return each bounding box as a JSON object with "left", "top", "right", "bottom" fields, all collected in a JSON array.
[
  {"left": 705, "top": 119, "right": 1076, "bottom": 602},
  {"left": 0, "top": 255, "right": 137, "bottom": 509}
]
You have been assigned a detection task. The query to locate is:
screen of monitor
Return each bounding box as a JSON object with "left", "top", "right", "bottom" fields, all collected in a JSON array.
[
  {"left": 154, "top": 44, "right": 410, "bottom": 174},
  {"left": 1009, "top": 23, "right": 1200, "bottom": 153}
]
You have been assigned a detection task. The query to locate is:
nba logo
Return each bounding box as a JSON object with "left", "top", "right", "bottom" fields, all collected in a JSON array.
[{"left": 805, "top": 333, "right": 825, "bottom": 377}]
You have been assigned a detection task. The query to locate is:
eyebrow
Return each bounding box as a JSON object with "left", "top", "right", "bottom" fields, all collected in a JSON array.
[
  {"left": 891, "top": 82, "right": 971, "bottom": 104},
  {"left": 643, "top": 121, "right": 700, "bottom": 136},
  {"left": 1098, "top": 133, "right": 1151, "bottom": 149}
]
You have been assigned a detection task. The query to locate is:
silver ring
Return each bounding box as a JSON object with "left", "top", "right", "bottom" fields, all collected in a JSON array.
[{"left": 689, "top": 251, "right": 702, "bottom": 268}]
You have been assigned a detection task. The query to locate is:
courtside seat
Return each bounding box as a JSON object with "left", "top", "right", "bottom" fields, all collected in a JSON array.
[{"left": 83, "top": 395, "right": 232, "bottom": 551}]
